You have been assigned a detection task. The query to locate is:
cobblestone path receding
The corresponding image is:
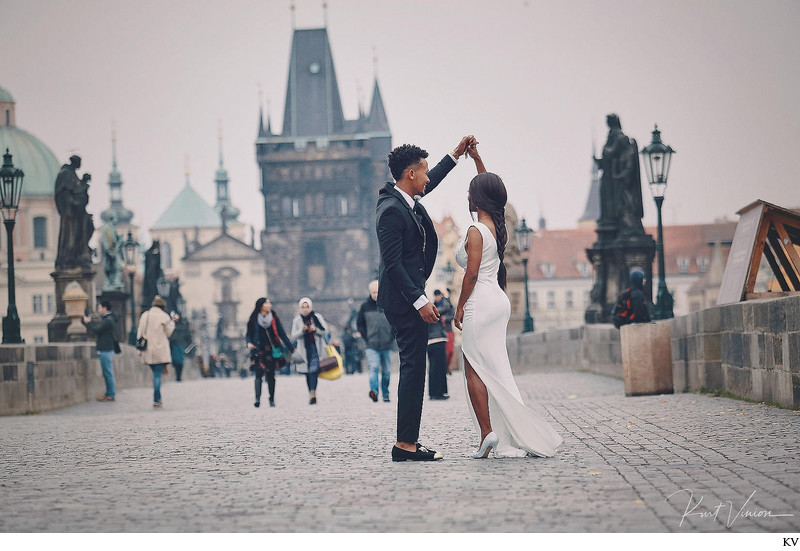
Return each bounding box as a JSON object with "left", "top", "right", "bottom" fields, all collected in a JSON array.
[{"left": 0, "top": 369, "right": 797, "bottom": 532}]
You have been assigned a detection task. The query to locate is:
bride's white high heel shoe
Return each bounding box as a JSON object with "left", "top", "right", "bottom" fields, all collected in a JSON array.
[{"left": 471, "top": 431, "right": 499, "bottom": 459}]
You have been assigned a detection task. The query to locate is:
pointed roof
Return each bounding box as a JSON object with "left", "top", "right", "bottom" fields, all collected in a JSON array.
[
  {"left": 258, "top": 105, "right": 267, "bottom": 138},
  {"left": 282, "top": 28, "right": 345, "bottom": 137},
  {"left": 183, "top": 231, "right": 262, "bottom": 262},
  {"left": 152, "top": 175, "right": 221, "bottom": 230},
  {"left": 366, "top": 78, "right": 389, "bottom": 133},
  {"left": 578, "top": 150, "right": 601, "bottom": 225},
  {"left": 214, "top": 129, "right": 240, "bottom": 221},
  {"left": 101, "top": 129, "right": 134, "bottom": 224}
]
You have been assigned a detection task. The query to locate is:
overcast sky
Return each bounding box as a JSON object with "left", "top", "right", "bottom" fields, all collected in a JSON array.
[{"left": 2, "top": 0, "right": 798, "bottom": 241}]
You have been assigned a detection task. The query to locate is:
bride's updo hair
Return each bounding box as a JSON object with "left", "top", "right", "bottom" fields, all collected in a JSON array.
[{"left": 468, "top": 172, "right": 508, "bottom": 290}]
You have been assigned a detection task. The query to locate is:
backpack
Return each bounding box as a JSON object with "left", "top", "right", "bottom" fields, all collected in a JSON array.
[{"left": 611, "top": 288, "right": 636, "bottom": 329}]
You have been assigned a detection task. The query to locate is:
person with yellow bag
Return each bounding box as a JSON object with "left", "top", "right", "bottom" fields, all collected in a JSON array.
[{"left": 291, "top": 297, "right": 338, "bottom": 404}]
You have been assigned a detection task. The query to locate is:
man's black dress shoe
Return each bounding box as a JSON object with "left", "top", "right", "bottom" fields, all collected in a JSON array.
[
  {"left": 429, "top": 394, "right": 450, "bottom": 400},
  {"left": 391, "top": 444, "right": 443, "bottom": 462}
]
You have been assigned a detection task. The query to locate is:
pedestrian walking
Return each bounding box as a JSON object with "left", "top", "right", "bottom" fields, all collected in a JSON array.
[
  {"left": 427, "top": 312, "right": 449, "bottom": 400},
  {"left": 169, "top": 315, "right": 191, "bottom": 382},
  {"left": 137, "top": 295, "right": 177, "bottom": 409},
  {"left": 83, "top": 300, "right": 118, "bottom": 402},
  {"left": 245, "top": 297, "right": 293, "bottom": 408},
  {"left": 434, "top": 289, "right": 455, "bottom": 369},
  {"left": 291, "top": 297, "right": 331, "bottom": 405},
  {"left": 357, "top": 280, "right": 395, "bottom": 403}
]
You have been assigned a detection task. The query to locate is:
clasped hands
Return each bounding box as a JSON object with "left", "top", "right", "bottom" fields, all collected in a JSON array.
[{"left": 453, "top": 135, "right": 480, "bottom": 160}]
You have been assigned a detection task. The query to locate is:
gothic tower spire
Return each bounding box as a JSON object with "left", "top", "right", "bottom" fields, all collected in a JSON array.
[
  {"left": 215, "top": 122, "right": 239, "bottom": 223},
  {"left": 101, "top": 123, "right": 134, "bottom": 225}
]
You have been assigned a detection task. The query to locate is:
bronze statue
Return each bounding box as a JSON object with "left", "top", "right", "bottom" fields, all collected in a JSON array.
[
  {"left": 100, "top": 212, "right": 124, "bottom": 291},
  {"left": 55, "top": 155, "right": 94, "bottom": 270},
  {"left": 594, "top": 114, "right": 645, "bottom": 238},
  {"left": 142, "top": 240, "right": 161, "bottom": 307}
]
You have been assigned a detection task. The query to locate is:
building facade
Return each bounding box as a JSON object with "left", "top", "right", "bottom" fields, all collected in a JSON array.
[
  {"left": 255, "top": 27, "right": 391, "bottom": 329},
  {"left": 0, "top": 85, "right": 61, "bottom": 343}
]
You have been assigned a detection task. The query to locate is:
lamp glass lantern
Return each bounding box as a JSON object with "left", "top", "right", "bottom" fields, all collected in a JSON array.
[
  {"left": 156, "top": 275, "right": 171, "bottom": 298},
  {"left": 640, "top": 125, "right": 675, "bottom": 199},
  {"left": 0, "top": 149, "right": 24, "bottom": 221},
  {"left": 123, "top": 232, "right": 139, "bottom": 269},
  {"left": 515, "top": 217, "right": 533, "bottom": 253}
]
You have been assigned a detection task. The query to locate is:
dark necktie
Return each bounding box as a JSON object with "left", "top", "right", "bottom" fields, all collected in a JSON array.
[{"left": 413, "top": 196, "right": 426, "bottom": 255}]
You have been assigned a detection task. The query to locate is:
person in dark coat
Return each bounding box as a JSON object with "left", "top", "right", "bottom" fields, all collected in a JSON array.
[
  {"left": 357, "top": 280, "right": 396, "bottom": 403},
  {"left": 246, "top": 297, "right": 294, "bottom": 408},
  {"left": 427, "top": 313, "right": 449, "bottom": 400},
  {"left": 83, "top": 300, "right": 118, "bottom": 402}
]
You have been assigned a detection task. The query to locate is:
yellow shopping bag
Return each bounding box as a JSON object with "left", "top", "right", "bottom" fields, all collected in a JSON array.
[{"left": 318, "top": 343, "right": 343, "bottom": 380}]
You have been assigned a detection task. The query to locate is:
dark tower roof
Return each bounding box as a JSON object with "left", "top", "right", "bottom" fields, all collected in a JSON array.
[
  {"left": 282, "top": 28, "right": 345, "bottom": 137},
  {"left": 579, "top": 145, "right": 601, "bottom": 225},
  {"left": 366, "top": 78, "right": 389, "bottom": 133}
]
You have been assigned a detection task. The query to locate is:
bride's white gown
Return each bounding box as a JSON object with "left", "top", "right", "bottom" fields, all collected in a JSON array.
[{"left": 456, "top": 222, "right": 562, "bottom": 458}]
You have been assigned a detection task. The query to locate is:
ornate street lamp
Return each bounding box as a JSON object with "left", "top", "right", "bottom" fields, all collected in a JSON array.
[
  {"left": 0, "top": 149, "right": 24, "bottom": 344},
  {"left": 122, "top": 231, "right": 140, "bottom": 344},
  {"left": 641, "top": 124, "right": 675, "bottom": 320},
  {"left": 515, "top": 217, "right": 534, "bottom": 333}
]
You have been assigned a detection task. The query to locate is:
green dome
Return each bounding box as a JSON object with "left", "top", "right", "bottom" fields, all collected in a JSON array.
[
  {"left": 0, "top": 126, "right": 59, "bottom": 197},
  {"left": 0, "top": 86, "right": 13, "bottom": 103}
]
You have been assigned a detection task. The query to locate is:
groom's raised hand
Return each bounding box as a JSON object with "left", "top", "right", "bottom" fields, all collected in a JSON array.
[{"left": 418, "top": 302, "right": 440, "bottom": 323}]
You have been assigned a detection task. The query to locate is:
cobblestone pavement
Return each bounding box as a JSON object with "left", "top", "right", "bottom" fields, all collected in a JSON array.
[{"left": 0, "top": 369, "right": 798, "bottom": 533}]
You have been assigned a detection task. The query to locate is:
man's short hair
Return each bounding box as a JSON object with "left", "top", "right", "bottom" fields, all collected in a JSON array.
[
  {"left": 100, "top": 300, "right": 112, "bottom": 310},
  {"left": 433, "top": 289, "right": 442, "bottom": 296},
  {"left": 387, "top": 144, "right": 428, "bottom": 181}
]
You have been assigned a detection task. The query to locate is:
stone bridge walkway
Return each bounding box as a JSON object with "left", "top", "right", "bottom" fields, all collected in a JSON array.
[{"left": 0, "top": 369, "right": 798, "bottom": 533}]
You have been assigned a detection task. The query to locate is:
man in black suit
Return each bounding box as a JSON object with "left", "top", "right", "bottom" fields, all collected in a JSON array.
[{"left": 376, "top": 137, "right": 473, "bottom": 461}]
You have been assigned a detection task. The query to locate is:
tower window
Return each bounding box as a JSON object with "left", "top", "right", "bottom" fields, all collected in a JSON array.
[
  {"left": 33, "top": 217, "right": 47, "bottom": 248},
  {"left": 304, "top": 241, "right": 326, "bottom": 290},
  {"left": 161, "top": 242, "right": 172, "bottom": 270},
  {"left": 5, "top": 110, "right": 9, "bottom": 126}
]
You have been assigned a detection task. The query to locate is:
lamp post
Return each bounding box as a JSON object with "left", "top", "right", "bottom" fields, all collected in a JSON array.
[
  {"left": 122, "top": 231, "right": 140, "bottom": 344},
  {"left": 0, "top": 149, "right": 24, "bottom": 344},
  {"left": 641, "top": 124, "right": 675, "bottom": 320},
  {"left": 515, "top": 217, "right": 534, "bottom": 333}
]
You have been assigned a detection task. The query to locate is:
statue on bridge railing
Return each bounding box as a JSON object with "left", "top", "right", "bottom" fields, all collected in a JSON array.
[
  {"left": 594, "top": 114, "right": 645, "bottom": 240},
  {"left": 55, "top": 155, "right": 94, "bottom": 270},
  {"left": 100, "top": 212, "right": 124, "bottom": 291}
]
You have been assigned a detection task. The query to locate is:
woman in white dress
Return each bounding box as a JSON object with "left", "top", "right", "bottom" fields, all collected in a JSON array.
[{"left": 454, "top": 146, "right": 563, "bottom": 459}]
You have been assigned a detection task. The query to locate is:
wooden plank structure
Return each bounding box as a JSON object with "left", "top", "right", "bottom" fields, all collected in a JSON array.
[{"left": 717, "top": 200, "right": 800, "bottom": 305}]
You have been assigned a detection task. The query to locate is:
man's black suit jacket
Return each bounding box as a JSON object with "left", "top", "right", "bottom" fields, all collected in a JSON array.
[{"left": 375, "top": 155, "right": 457, "bottom": 315}]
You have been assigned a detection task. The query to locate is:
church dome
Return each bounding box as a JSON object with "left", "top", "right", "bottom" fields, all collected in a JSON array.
[
  {"left": 0, "top": 86, "right": 59, "bottom": 197},
  {"left": 0, "top": 86, "right": 14, "bottom": 103}
]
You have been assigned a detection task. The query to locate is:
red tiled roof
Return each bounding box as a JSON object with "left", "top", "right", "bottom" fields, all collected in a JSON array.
[{"left": 523, "top": 222, "right": 737, "bottom": 280}]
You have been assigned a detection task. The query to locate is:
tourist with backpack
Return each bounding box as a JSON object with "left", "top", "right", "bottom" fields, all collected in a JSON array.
[{"left": 612, "top": 270, "right": 651, "bottom": 328}]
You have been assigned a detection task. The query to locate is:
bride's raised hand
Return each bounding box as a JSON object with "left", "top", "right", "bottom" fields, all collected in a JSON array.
[{"left": 467, "top": 142, "right": 487, "bottom": 174}]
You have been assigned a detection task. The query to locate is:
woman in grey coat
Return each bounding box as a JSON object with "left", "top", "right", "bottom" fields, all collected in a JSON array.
[{"left": 291, "top": 297, "right": 331, "bottom": 405}]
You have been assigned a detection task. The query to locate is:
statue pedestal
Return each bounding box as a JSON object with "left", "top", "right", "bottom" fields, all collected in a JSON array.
[
  {"left": 97, "top": 289, "right": 130, "bottom": 343},
  {"left": 47, "top": 267, "right": 96, "bottom": 343},
  {"left": 585, "top": 234, "right": 656, "bottom": 324}
]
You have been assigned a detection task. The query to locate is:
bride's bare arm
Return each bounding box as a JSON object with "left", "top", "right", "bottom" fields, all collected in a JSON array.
[
  {"left": 467, "top": 142, "right": 487, "bottom": 174},
  {"left": 454, "top": 226, "right": 484, "bottom": 331}
]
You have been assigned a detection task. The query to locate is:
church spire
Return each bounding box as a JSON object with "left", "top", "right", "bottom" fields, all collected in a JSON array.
[
  {"left": 214, "top": 123, "right": 239, "bottom": 223},
  {"left": 366, "top": 77, "right": 389, "bottom": 132},
  {"left": 101, "top": 123, "right": 134, "bottom": 225}
]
